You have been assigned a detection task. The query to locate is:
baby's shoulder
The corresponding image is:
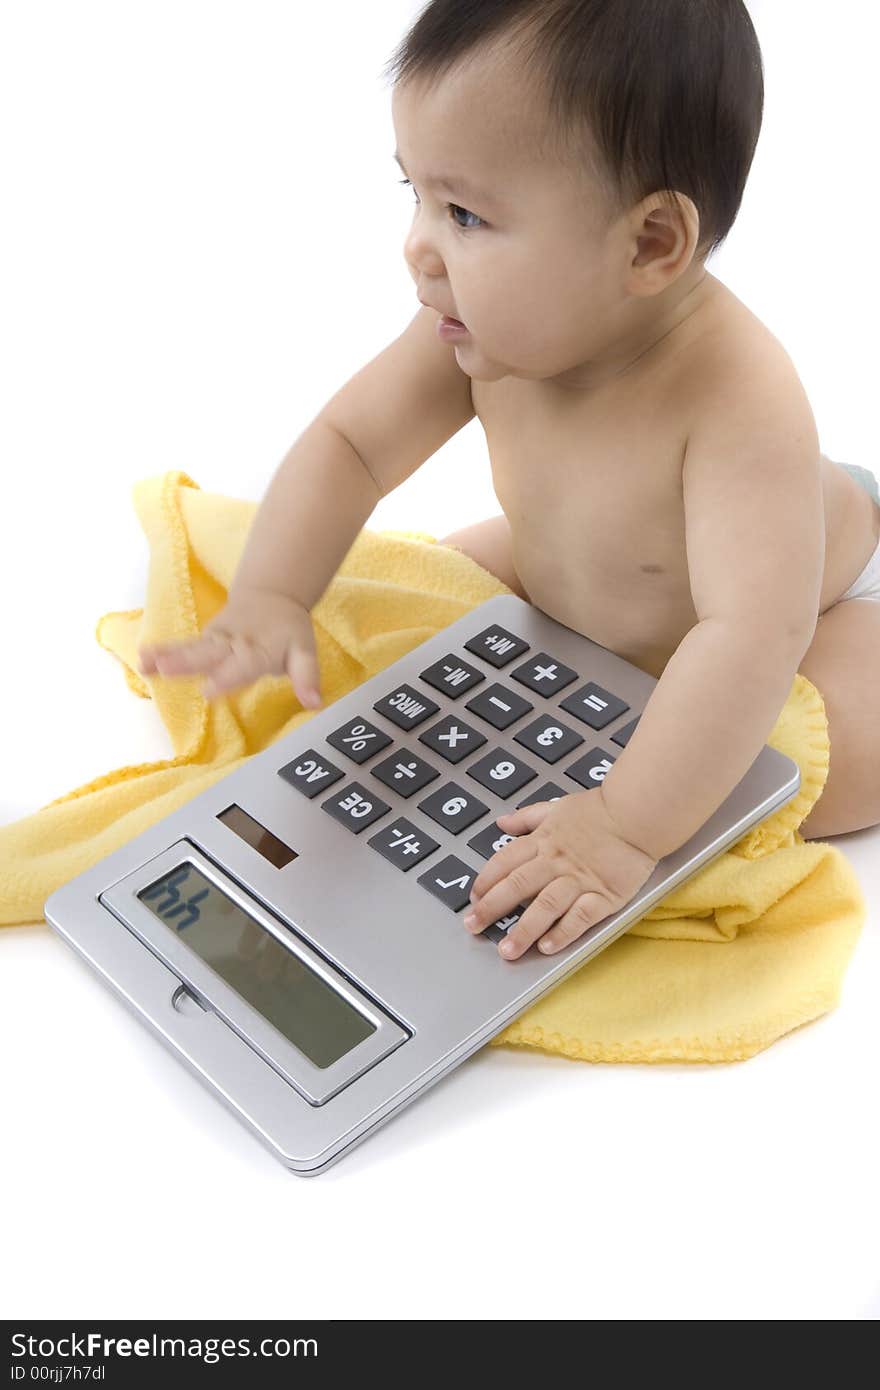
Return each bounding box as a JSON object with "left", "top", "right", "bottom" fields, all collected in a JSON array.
[{"left": 681, "top": 288, "right": 808, "bottom": 429}]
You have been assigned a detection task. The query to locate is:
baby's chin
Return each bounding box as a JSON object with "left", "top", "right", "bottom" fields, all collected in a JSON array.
[{"left": 451, "top": 338, "right": 511, "bottom": 383}]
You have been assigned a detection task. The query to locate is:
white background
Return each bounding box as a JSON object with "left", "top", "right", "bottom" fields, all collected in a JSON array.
[{"left": 1, "top": 1, "right": 878, "bottom": 1321}]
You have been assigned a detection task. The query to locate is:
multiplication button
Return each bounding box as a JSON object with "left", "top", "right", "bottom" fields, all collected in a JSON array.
[
  {"left": 419, "top": 714, "right": 487, "bottom": 764},
  {"left": 368, "top": 817, "right": 440, "bottom": 870}
]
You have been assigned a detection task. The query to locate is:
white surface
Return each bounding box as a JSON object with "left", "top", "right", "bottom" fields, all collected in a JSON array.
[{"left": 1, "top": 2, "right": 878, "bottom": 1320}]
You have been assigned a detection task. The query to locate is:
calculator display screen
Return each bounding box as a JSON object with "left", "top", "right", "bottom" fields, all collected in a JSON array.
[{"left": 137, "top": 862, "right": 376, "bottom": 1068}]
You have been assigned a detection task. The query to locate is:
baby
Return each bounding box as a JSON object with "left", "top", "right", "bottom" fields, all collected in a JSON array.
[{"left": 139, "top": 0, "right": 880, "bottom": 961}]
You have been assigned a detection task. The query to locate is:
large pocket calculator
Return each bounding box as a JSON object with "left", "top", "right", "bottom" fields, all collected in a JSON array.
[{"left": 44, "top": 595, "right": 799, "bottom": 1174}]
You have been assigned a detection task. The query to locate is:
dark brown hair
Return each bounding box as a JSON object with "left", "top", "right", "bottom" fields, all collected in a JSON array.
[{"left": 382, "top": 0, "right": 764, "bottom": 260}]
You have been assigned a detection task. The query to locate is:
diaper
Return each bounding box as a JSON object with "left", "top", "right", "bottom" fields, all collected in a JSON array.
[{"left": 837, "top": 462, "right": 880, "bottom": 603}]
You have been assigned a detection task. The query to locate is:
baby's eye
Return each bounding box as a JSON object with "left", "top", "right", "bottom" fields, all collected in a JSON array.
[{"left": 397, "top": 178, "right": 483, "bottom": 231}]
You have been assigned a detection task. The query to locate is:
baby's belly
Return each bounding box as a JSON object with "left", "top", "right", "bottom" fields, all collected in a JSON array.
[
  {"left": 504, "top": 456, "right": 880, "bottom": 680},
  {"left": 509, "top": 528, "right": 699, "bottom": 681}
]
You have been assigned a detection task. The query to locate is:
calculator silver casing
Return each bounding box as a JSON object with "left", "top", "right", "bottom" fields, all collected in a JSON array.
[{"left": 44, "top": 595, "right": 801, "bottom": 1175}]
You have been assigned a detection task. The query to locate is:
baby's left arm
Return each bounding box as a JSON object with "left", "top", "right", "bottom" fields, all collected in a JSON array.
[{"left": 599, "top": 370, "right": 825, "bottom": 861}]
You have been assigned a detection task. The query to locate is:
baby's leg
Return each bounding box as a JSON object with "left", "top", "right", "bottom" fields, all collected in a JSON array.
[{"left": 439, "top": 514, "right": 531, "bottom": 601}]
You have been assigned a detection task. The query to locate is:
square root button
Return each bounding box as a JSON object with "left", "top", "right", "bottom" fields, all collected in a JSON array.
[{"left": 417, "top": 855, "right": 478, "bottom": 910}]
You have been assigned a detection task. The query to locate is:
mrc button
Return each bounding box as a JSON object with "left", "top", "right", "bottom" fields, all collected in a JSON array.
[{"left": 374, "top": 684, "right": 440, "bottom": 730}]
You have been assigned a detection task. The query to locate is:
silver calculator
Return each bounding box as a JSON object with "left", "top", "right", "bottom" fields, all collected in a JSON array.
[{"left": 44, "top": 594, "right": 800, "bottom": 1175}]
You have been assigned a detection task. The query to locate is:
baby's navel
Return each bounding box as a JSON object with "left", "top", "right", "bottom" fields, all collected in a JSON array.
[{"left": 641, "top": 564, "right": 664, "bottom": 574}]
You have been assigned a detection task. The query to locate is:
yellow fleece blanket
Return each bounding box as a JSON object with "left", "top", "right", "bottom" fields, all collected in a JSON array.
[{"left": 0, "top": 471, "right": 866, "bottom": 1063}]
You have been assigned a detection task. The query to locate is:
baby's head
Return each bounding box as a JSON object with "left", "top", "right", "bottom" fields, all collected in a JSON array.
[{"left": 385, "top": 0, "right": 763, "bottom": 389}]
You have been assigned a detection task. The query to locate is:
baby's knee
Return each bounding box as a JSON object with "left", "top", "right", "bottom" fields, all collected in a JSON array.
[{"left": 439, "top": 514, "right": 530, "bottom": 600}]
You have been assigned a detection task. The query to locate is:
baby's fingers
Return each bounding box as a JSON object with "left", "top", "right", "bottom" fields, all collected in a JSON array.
[
  {"left": 200, "top": 636, "right": 278, "bottom": 697},
  {"left": 138, "top": 632, "right": 231, "bottom": 677}
]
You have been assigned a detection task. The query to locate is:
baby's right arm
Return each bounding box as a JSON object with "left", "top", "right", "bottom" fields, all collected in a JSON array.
[{"left": 137, "top": 307, "right": 475, "bottom": 707}]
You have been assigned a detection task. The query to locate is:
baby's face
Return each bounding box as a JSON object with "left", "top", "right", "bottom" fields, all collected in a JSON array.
[{"left": 391, "top": 45, "right": 629, "bottom": 387}]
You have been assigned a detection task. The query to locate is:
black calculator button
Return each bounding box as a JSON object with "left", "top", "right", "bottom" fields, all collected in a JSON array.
[
  {"left": 373, "top": 683, "right": 441, "bottom": 730},
  {"left": 417, "top": 855, "right": 478, "bottom": 910},
  {"left": 467, "top": 820, "right": 518, "bottom": 860},
  {"left": 326, "top": 718, "right": 393, "bottom": 765},
  {"left": 514, "top": 715, "right": 584, "bottom": 763},
  {"left": 419, "top": 655, "right": 485, "bottom": 698},
  {"left": 559, "top": 682, "right": 630, "bottom": 729},
  {"left": 464, "top": 682, "right": 533, "bottom": 730},
  {"left": 370, "top": 751, "right": 439, "bottom": 797},
  {"left": 510, "top": 653, "right": 579, "bottom": 697},
  {"left": 466, "top": 750, "right": 538, "bottom": 799},
  {"left": 484, "top": 910, "right": 527, "bottom": 944},
  {"left": 517, "top": 781, "right": 569, "bottom": 807},
  {"left": 611, "top": 716, "right": 641, "bottom": 747},
  {"left": 278, "top": 749, "right": 345, "bottom": 798},
  {"left": 418, "top": 714, "right": 488, "bottom": 764},
  {"left": 418, "top": 782, "right": 490, "bottom": 833},
  {"left": 463, "top": 625, "right": 530, "bottom": 668},
  {"left": 368, "top": 817, "right": 441, "bottom": 869},
  {"left": 565, "top": 748, "right": 618, "bottom": 790},
  {"left": 321, "top": 782, "right": 391, "bottom": 832}
]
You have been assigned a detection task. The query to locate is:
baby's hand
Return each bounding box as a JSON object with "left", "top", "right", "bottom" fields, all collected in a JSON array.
[
  {"left": 462, "top": 788, "right": 658, "bottom": 960},
  {"left": 138, "top": 588, "right": 324, "bottom": 708}
]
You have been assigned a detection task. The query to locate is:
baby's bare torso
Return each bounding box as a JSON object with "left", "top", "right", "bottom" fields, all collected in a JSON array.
[{"left": 471, "top": 277, "right": 880, "bottom": 679}]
